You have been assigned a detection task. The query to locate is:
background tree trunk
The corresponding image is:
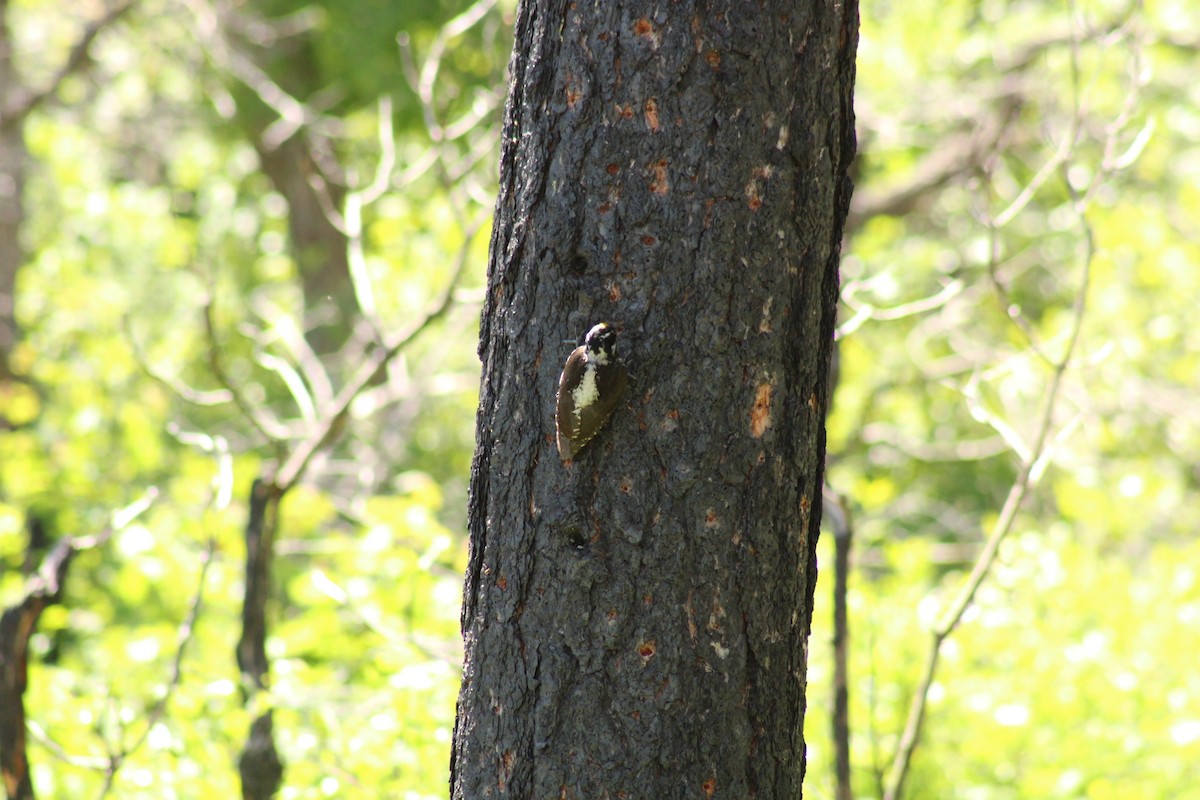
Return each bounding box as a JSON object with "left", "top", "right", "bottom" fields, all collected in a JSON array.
[
  {"left": 453, "top": 0, "right": 857, "bottom": 796},
  {"left": 254, "top": 133, "right": 355, "bottom": 354},
  {"left": 0, "top": 0, "right": 28, "bottom": 387}
]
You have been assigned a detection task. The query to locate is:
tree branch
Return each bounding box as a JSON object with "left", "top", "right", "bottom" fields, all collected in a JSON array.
[
  {"left": 273, "top": 228, "right": 477, "bottom": 494},
  {"left": 881, "top": 21, "right": 1100, "bottom": 794},
  {"left": 0, "top": 490, "right": 156, "bottom": 799},
  {"left": 823, "top": 487, "right": 854, "bottom": 800},
  {"left": 1, "top": 1, "right": 137, "bottom": 130}
]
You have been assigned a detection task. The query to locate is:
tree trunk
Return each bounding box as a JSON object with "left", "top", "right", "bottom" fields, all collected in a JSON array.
[
  {"left": 254, "top": 133, "right": 355, "bottom": 354},
  {"left": 0, "top": 0, "right": 27, "bottom": 386},
  {"left": 452, "top": 0, "right": 857, "bottom": 796}
]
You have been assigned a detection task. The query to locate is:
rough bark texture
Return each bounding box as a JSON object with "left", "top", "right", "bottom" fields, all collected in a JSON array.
[{"left": 453, "top": 0, "right": 857, "bottom": 797}]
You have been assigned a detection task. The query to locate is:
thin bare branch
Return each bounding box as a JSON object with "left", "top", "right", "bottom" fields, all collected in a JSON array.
[
  {"left": 262, "top": 314, "right": 336, "bottom": 414},
  {"left": 400, "top": 0, "right": 499, "bottom": 141},
  {"left": 1, "top": 1, "right": 137, "bottom": 129},
  {"left": 344, "top": 95, "right": 397, "bottom": 332},
  {"left": 123, "top": 537, "right": 216, "bottom": 761},
  {"left": 882, "top": 8, "right": 1104, "bottom": 797},
  {"left": 442, "top": 90, "right": 503, "bottom": 142},
  {"left": 183, "top": 0, "right": 337, "bottom": 149},
  {"left": 838, "top": 279, "right": 964, "bottom": 338},
  {"left": 3, "top": 489, "right": 157, "bottom": 793},
  {"left": 202, "top": 295, "right": 292, "bottom": 442},
  {"left": 126, "top": 317, "right": 235, "bottom": 406},
  {"left": 272, "top": 218, "right": 480, "bottom": 494},
  {"left": 847, "top": 104, "right": 1016, "bottom": 231},
  {"left": 256, "top": 351, "right": 317, "bottom": 424}
]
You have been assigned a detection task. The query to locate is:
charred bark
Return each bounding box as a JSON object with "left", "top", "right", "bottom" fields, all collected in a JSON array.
[{"left": 452, "top": 0, "right": 857, "bottom": 796}]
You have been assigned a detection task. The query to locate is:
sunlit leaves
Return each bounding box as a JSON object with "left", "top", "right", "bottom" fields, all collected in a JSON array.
[
  {"left": 809, "top": 0, "right": 1200, "bottom": 795},
  {"left": 2, "top": 0, "right": 505, "bottom": 796}
]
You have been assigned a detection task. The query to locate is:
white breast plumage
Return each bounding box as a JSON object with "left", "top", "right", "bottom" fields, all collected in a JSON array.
[{"left": 571, "top": 360, "right": 600, "bottom": 418}]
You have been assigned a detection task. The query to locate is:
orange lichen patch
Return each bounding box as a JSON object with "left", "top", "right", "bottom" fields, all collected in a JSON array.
[
  {"left": 499, "top": 750, "right": 514, "bottom": 791},
  {"left": 566, "top": 81, "right": 583, "bottom": 109},
  {"left": 644, "top": 97, "right": 661, "bottom": 133},
  {"left": 637, "top": 640, "right": 657, "bottom": 660},
  {"left": 633, "top": 17, "right": 660, "bottom": 46},
  {"left": 705, "top": 49, "right": 720, "bottom": 68},
  {"left": 750, "top": 382, "right": 773, "bottom": 437},
  {"left": 649, "top": 159, "right": 669, "bottom": 194},
  {"left": 745, "top": 179, "right": 763, "bottom": 210},
  {"left": 745, "top": 165, "right": 774, "bottom": 211}
]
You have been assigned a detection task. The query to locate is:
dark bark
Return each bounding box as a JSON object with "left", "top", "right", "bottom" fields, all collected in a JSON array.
[
  {"left": 254, "top": 133, "right": 355, "bottom": 354},
  {"left": 825, "top": 490, "right": 853, "bottom": 800},
  {"left": 453, "top": 0, "right": 857, "bottom": 797},
  {"left": 0, "top": 0, "right": 28, "bottom": 387},
  {"left": 0, "top": 532, "right": 113, "bottom": 800},
  {"left": 238, "top": 712, "right": 283, "bottom": 800},
  {"left": 0, "top": 549, "right": 68, "bottom": 800},
  {"left": 236, "top": 479, "right": 284, "bottom": 800}
]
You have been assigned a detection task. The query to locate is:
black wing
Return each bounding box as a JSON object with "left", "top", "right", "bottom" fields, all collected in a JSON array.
[{"left": 556, "top": 352, "right": 627, "bottom": 461}]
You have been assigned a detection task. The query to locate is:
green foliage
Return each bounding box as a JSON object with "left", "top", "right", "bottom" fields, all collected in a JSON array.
[
  {"left": 2, "top": 1, "right": 507, "bottom": 797},
  {"left": 3, "top": 0, "right": 1197, "bottom": 796},
  {"left": 806, "top": 534, "right": 1200, "bottom": 800},
  {"left": 805, "top": 0, "right": 1200, "bottom": 796}
]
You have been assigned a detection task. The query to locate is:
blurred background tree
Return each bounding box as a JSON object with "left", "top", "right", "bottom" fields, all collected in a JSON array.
[
  {"left": 807, "top": 0, "right": 1200, "bottom": 798},
  {"left": 1, "top": 0, "right": 509, "bottom": 796},
  {"left": 0, "top": 0, "right": 1196, "bottom": 797}
]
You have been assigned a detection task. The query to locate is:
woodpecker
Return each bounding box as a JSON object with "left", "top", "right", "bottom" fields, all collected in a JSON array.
[{"left": 555, "top": 322, "right": 628, "bottom": 462}]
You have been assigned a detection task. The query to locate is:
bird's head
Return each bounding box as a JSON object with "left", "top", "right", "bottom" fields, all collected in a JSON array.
[{"left": 583, "top": 322, "right": 618, "bottom": 363}]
